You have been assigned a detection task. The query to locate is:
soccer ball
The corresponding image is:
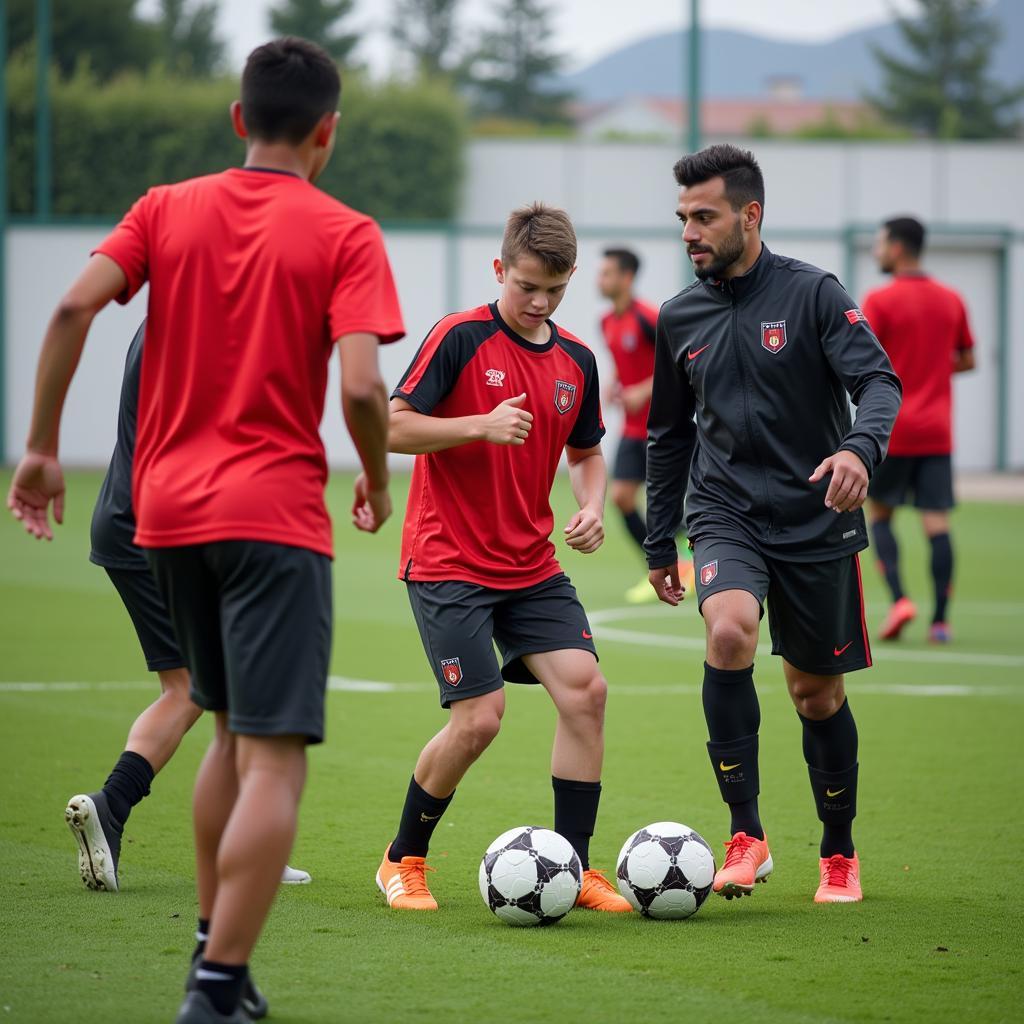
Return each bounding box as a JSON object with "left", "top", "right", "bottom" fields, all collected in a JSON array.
[
  {"left": 479, "top": 826, "right": 582, "bottom": 926},
  {"left": 616, "top": 821, "right": 716, "bottom": 920}
]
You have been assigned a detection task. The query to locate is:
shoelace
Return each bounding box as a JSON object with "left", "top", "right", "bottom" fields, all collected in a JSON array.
[
  {"left": 822, "top": 854, "right": 852, "bottom": 887},
  {"left": 584, "top": 870, "right": 615, "bottom": 893},
  {"left": 398, "top": 860, "right": 435, "bottom": 897},
  {"left": 722, "top": 833, "right": 757, "bottom": 868}
]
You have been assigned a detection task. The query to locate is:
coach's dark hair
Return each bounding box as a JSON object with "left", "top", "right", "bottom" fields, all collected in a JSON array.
[
  {"left": 603, "top": 248, "right": 640, "bottom": 276},
  {"left": 241, "top": 37, "right": 341, "bottom": 145},
  {"left": 883, "top": 216, "right": 926, "bottom": 258},
  {"left": 673, "top": 144, "right": 765, "bottom": 226}
]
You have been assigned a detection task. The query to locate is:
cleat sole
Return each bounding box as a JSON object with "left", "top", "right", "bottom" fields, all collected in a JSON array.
[{"left": 65, "top": 795, "right": 118, "bottom": 893}]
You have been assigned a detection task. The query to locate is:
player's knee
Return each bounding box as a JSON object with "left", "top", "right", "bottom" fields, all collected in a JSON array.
[
  {"left": 789, "top": 677, "right": 844, "bottom": 720},
  {"left": 562, "top": 669, "right": 607, "bottom": 727},
  {"left": 707, "top": 617, "right": 757, "bottom": 665},
  {"left": 452, "top": 706, "right": 502, "bottom": 758},
  {"left": 610, "top": 482, "right": 636, "bottom": 514}
]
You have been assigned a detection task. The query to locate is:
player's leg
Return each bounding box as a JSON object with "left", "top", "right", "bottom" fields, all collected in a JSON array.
[
  {"left": 916, "top": 455, "right": 957, "bottom": 642},
  {"left": 869, "top": 456, "right": 918, "bottom": 639},
  {"left": 613, "top": 439, "right": 657, "bottom": 604},
  {"left": 378, "top": 582, "right": 505, "bottom": 910}
]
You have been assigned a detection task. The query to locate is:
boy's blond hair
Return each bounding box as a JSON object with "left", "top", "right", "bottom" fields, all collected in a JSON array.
[{"left": 501, "top": 202, "right": 577, "bottom": 275}]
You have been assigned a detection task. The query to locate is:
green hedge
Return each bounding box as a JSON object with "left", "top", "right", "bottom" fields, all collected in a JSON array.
[{"left": 5, "top": 55, "right": 466, "bottom": 221}]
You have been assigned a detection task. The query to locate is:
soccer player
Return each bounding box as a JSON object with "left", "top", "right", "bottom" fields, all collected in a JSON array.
[
  {"left": 7, "top": 38, "right": 404, "bottom": 1024},
  {"left": 597, "top": 248, "right": 694, "bottom": 604},
  {"left": 375, "top": 203, "right": 632, "bottom": 914},
  {"left": 66, "top": 320, "right": 310, "bottom": 905},
  {"left": 645, "top": 145, "right": 901, "bottom": 904},
  {"left": 863, "top": 217, "right": 977, "bottom": 643}
]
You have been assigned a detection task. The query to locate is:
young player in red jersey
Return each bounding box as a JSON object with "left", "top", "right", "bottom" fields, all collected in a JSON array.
[
  {"left": 597, "top": 248, "right": 695, "bottom": 603},
  {"left": 863, "top": 217, "right": 977, "bottom": 643},
  {"left": 8, "top": 39, "right": 404, "bottom": 1024},
  {"left": 375, "top": 203, "right": 632, "bottom": 914}
]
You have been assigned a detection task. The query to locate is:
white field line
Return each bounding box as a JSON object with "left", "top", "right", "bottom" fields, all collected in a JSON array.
[{"left": 588, "top": 606, "right": 1024, "bottom": 669}]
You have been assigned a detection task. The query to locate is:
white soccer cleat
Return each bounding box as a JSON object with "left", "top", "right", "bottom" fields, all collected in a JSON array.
[{"left": 280, "top": 864, "right": 312, "bottom": 885}]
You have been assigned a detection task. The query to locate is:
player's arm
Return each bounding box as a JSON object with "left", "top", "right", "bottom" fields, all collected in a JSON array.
[
  {"left": 953, "top": 300, "right": 977, "bottom": 373},
  {"left": 620, "top": 375, "right": 654, "bottom": 413},
  {"left": 953, "top": 349, "right": 975, "bottom": 373},
  {"left": 7, "top": 254, "right": 128, "bottom": 540},
  {"left": 563, "top": 444, "right": 606, "bottom": 554},
  {"left": 339, "top": 332, "right": 392, "bottom": 533},
  {"left": 388, "top": 394, "right": 533, "bottom": 454},
  {"left": 645, "top": 313, "right": 696, "bottom": 605},
  {"left": 812, "top": 278, "right": 903, "bottom": 514}
]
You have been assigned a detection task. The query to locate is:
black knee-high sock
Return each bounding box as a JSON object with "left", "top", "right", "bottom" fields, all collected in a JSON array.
[
  {"left": 195, "top": 961, "right": 248, "bottom": 1016},
  {"left": 389, "top": 776, "right": 454, "bottom": 861},
  {"left": 192, "top": 917, "right": 210, "bottom": 963},
  {"left": 871, "top": 519, "right": 904, "bottom": 602},
  {"left": 102, "top": 751, "right": 155, "bottom": 826},
  {"left": 702, "top": 663, "right": 763, "bottom": 839},
  {"left": 799, "top": 699, "right": 858, "bottom": 858},
  {"left": 622, "top": 510, "right": 647, "bottom": 551},
  {"left": 929, "top": 532, "right": 953, "bottom": 623},
  {"left": 552, "top": 777, "right": 601, "bottom": 870}
]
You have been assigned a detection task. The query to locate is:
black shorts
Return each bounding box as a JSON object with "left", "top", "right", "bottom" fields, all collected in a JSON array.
[
  {"left": 613, "top": 436, "right": 647, "bottom": 483},
  {"left": 406, "top": 573, "right": 598, "bottom": 708},
  {"left": 692, "top": 534, "right": 872, "bottom": 676},
  {"left": 148, "top": 541, "right": 333, "bottom": 743},
  {"left": 869, "top": 454, "right": 954, "bottom": 511},
  {"left": 104, "top": 566, "right": 184, "bottom": 672}
]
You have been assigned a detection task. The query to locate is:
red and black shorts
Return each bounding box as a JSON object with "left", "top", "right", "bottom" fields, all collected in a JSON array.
[{"left": 691, "top": 534, "right": 872, "bottom": 677}]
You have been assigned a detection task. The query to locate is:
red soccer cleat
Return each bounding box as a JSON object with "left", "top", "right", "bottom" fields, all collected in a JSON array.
[
  {"left": 879, "top": 597, "right": 917, "bottom": 640},
  {"left": 712, "top": 832, "right": 773, "bottom": 899},
  {"left": 814, "top": 852, "right": 862, "bottom": 903}
]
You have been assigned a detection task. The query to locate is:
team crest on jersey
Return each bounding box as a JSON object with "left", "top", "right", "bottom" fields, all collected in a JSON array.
[
  {"left": 760, "top": 320, "right": 787, "bottom": 354},
  {"left": 622, "top": 331, "right": 638, "bottom": 352},
  {"left": 485, "top": 368, "right": 506, "bottom": 387},
  {"left": 844, "top": 308, "right": 867, "bottom": 325},
  {"left": 554, "top": 380, "right": 577, "bottom": 415},
  {"left": 440, "top": 658, "right": 462, "bottom": 687},
  {"left": 700, "top": 560, "right": 719, "bottom": 586}
]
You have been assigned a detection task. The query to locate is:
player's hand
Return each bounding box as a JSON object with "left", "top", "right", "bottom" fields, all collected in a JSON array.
[
  {"left": 603, "top": 381, "right": 623, "bottom": 407},
  {"left": 809, "top": 450, "right": 869, "bottom": 513},
  {"left": 351, "top": 473, "right": 391, "bottom": 533},
  {"left": 481, "top": 393, "right": 533, "bottom": 446},
  {"left": 649, "top": 564, "right": 686, "bottom": 606},
  {"left": 7, "top": 452, "right": 66, "bottom": 541},
  {"left": 564, "top": 508, "right": 604, "bottom": 554},
  {"left": 620, "top": 383, "right": 648, "bottom": 414}
]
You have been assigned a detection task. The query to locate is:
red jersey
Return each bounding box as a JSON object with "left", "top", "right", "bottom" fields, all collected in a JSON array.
[
  {"left": 600, "top": 299, "right": 658, "bottom": 439},
  {"left": 95, "top": 167, "right": 405, "bottom": 558},
  {"left": 394, "top": 303, "right": 605, "bottom": 589},
  {"left": 862, "top": 274, "right": 974, "bottom": 456}
]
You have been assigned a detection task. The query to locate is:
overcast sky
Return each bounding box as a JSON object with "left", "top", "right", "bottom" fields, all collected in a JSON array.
[{"left": 162, "top": 0, "right": 924, "bottom": 73}]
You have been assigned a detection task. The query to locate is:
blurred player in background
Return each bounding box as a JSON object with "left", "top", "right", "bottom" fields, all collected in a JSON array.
[
  {"left": 7, "top": 38, "right": 404, "bottom": 1024},
  {"left": 863, "top": 217, "right": 977, "bottom": 644},
  {"left": 376, "top": 203, "right": 632, "bottom": 915},
  {"left": 597, "top": 248, "right": 694, "bottom": 603},
  {"left": 646, "top": 145, "right": 901, "bottom": 905}
]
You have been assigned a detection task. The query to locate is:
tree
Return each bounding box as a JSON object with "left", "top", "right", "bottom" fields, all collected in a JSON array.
[
  {"left": 869, "top": 0, "right": 1024, "bottom": 139},
  {"left": 391, "top": 0, "right": 461, "bottom": 79},
  {"left": 155, "top": 0, "right": 225, "bottom": 77},
  {"left": 268, "top": 0, "right": 360, "bottom": 65},
  {"left": 460, "top": 0, "right": 573, "bottom": 124}
]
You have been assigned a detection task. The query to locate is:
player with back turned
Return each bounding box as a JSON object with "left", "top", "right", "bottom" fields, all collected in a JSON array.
[
  {"left": 375, "top": 203, "right": 632, "bottom": 915},
  {"left": 7, "top": 38, "right": 404, "bottom": 1024},
  {"left": 645, "top": 145, "right": 902, "bottom": 904}
]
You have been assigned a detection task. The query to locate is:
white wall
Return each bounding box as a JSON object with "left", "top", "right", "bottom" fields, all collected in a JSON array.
[{"left": 5, "top": 139, "right": 1023, "bottom": 469}]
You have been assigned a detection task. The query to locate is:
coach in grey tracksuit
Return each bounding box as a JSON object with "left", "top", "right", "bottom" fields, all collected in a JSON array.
[{"left": 644, "top": 145, "right": 901, "bottom": 903}]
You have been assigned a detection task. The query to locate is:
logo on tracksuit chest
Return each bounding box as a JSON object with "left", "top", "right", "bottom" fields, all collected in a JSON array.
[
  {"left": 761, "top": 320, "right": 788, "bottom": 354},
  {"left": 554, "top": 380, "right": 577, "bottom": 414}
]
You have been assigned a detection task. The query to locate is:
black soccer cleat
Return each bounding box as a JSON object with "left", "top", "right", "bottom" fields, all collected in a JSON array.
[
  {"left": 65, "top": 791, "right": 123, "bottom": 892},
  {"left": 174, "top": 991, "right": 253, "bottom": 1024},
  {"left": 185, "top": 955, "right": 268, "bottom": 1021}
]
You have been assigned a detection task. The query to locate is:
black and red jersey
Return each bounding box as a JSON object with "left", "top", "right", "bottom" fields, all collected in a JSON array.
[
  {"left": 393, "top": 302, "right": 605, "bottom": 589},
  {"left": 600, "top": 299, "right": 658, "bottom": 439}
]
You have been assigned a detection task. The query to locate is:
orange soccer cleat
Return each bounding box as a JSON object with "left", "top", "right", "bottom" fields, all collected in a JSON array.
[
  {"left": 376, "top": 847, "right": 438, "bottom": 910},
  {"left": 678, "top": 559, "right": 696, "bottom": 596},
  {"left": 814, "top": 852, "right": 862, "bottom": 903},
  {"left": 577, "top": 869, "right": 633, "bottom": 912},
  {"left": 879, "top": 597, "right": 917, "bottom": 640},
  {"left": 713, "top": 832, "right": 773, "bottom": 899}
]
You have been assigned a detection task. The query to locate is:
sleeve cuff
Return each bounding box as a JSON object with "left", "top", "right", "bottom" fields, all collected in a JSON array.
[
  {"left": 645, "top": 543, "right": 679, "bottom": 570},
  {"left": 390, "top": 388, "right": 434, "bottom": 414}
]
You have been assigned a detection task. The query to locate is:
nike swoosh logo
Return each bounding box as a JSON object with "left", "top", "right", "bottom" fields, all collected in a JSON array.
[
  {"left": 834, "top": 641, "right": 854, "bottom": 656},
  {"left": 688, "top": 344, "right": 710, "bottom": 361},
  {"left": 420, "top": 812, "right": 441, "bottom": 822},
  {"left": 719, "top": 761, "right": 741, "bottom": 772},
  {"left": 582, "top": 630, "right": 593, "bottom": 639},
  {"left": 825, "top": 788, "right": 847, "bottom": 798}
]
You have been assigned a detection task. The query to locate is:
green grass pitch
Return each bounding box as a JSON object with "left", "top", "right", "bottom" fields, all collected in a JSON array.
[{"left": 1, "top": 470, "right": 1021, "bottom": 1023}]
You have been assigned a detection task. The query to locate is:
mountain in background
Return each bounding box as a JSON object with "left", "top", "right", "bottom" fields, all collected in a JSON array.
[{"left": 559, "top": 0, "right": 1023, "bottom": 103}]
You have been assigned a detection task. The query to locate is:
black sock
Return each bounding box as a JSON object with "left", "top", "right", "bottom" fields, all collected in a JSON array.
[
  {"left": 192, "top": 917, "right": 210, "bottom": 963},
  {"left": 195, "top": 960, "right": 247, "bottom": 1016},
  {"left": 929, "top": 532, "right": 953, "bottom": 623},
  {"left": 102, "top": 750, "right": 154, "bottom": 826},
  {"left": 622, "top": 509, "right": 647, "bottom": 551},
  {"left": 389, "top": 776, "right": 454, "bottom": 861},
  {"left": 552, "top": 776, "right": 601, "bottom": 870},
  {"left": 702, "top": 661, "right": 763, "bottom": 839},
  {"left": 871, "top": 519, "right": 904, "bottom": 602},
  {"left": 799, "top": 700, "right": 859, "bottom": 857}
]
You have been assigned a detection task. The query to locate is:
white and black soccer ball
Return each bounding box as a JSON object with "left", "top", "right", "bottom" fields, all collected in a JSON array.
[
  {"left": 616, "top": 821, "right": 716, "bottom": 920},
  {"left": 479, "top": 826, "right": 582, "bottom": 927}
]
